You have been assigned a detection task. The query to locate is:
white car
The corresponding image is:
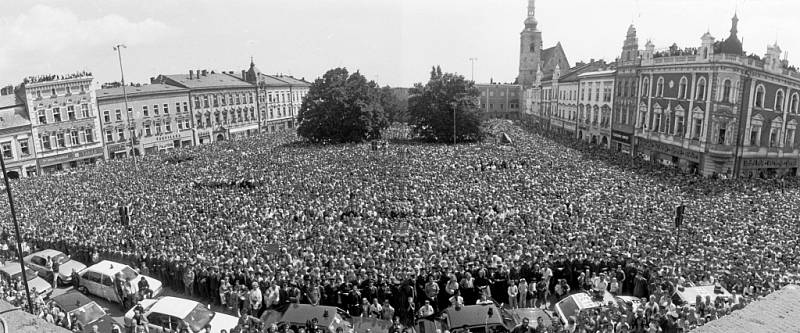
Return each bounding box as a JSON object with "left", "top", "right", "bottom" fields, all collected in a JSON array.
[
  {"left": 124, "top": 296, "right": 239, "bottom": 333},
  {"left": 0, "top": 261, "right": 53, "bottom": 299},
  {"left": 23, "top": 249, "right": 86, "bottom": 286},
  {"left": 77, "top": 260, "right": 162, "bottom": 303}
]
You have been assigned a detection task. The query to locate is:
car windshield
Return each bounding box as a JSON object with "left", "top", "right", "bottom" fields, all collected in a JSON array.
[
  {"left": 52, "top": 253, "right": 69, "bottom": 264},
  {"left": 556, "top": 297, "right": 580, "bottom": 323},
  {"left": 183, "top": 303, "right": 214, "bottom": 332},
  {"left": 12, "top": 268, "right": 39, "bottom": 282},
  {"left": 71, "top": 301, "right": 106, "bottom": 325},
  {"left": 120, "top": 266, "right": 138, "bottom": 280}
]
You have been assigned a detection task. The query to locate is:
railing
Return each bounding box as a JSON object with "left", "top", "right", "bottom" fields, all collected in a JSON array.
[{"left": 708, "top": 143, "right": 734, "bottom": 154}]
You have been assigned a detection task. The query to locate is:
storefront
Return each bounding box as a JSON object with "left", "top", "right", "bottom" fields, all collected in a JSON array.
[
  {"left": 611, "top": 130, "right": 633, "bottom": 155},
  {"left": 142, "top": 131, "right": 193, "bottom": 155},
  {"left": 229, "top": 123, "right": 259, "bottom": 140},
  {"left": 39, "top": 147, "right": 104, "bottom": 173},
  {"left": 636, "top": 139, "right": 702, "bottom": 173},
  {"left": 740, "top": 158, "right": 799, "bottom": 178},
  {"left": 106, "top": 143, "right": 129, "bottom": 159}
]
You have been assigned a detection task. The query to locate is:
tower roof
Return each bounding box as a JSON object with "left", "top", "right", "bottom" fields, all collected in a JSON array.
[
  {"left": 525, "top": 0, "right": 538, "bottom": 28},
  {"left": 717, "top": 13, "right": 743, "bottom": 55}
]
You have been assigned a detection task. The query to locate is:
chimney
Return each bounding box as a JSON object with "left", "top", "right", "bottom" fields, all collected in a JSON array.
[
  {"left": 202, "top": 70, "right": 208, "bottom": 76},
  {"left": 150, "top": 77, "right": 155, "bottom": 83},
  {"left": 242, "top": 70, "right": 247, "bottom": 81},
  {"left": 189, "top": 70, "right": 194, "bottom": 79}
]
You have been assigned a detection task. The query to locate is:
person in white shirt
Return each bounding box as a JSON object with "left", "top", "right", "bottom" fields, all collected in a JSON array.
[
  {"left": 449, "top": 290, "right": 464, "bottom": 308},
  {"left": 517, "top": 279, "right": 528, "bottom": 308},
  {"left": 418, "top": 300, "right": 434, "bottom": 317},
  {"left": 507, "top": 281, "right": 519, "bottom": 308}
]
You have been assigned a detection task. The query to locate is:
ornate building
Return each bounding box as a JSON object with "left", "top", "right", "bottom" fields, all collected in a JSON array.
[
  {"left": 17, "top": 73, "right": 104, "bottom": 174},
  {"left": 517, "top": 0, "right": 569, "bottom": 88},
  {"left": 634, "top": 14, "right": 800, "bottom": 177},
  {"left": 96, "top": 84, "right": 193, "bottom": 158},
  {"left": 0, "top": 95, "right": 36, "bottom": 178},
  {"left": 475, "top": 83, "right": 522, "bottom": 120},
  {"left": 243, "top": 59, "right": 310, "bottom": 133},
  {"left": 611, "top": 25, "right": 641, "bottom": 154},
  {"left": 577, "top": 70, "right": 616, "bottom": 147}
]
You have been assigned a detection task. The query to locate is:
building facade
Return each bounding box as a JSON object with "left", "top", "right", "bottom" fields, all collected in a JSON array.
[
  {"left": 96, "top": 84, "right": 193, "bottom": 158},
  {"left": 243, "top": 60, "right": 310, "bottom": 133},
  {"left": 0, "top": 95, "right": 36, "bottom": 178},
  {"left": 577, "top": 70, "right": 616, "bottom": 148},
  {"left": 18, "top": 73, "right": 104, "bottom": 173},
  {"left": 476, "top": 84, "right": 522, "bottom": 120},
  {"left": 612, "top": 25, "right": 641, "bottom": 155},
  {"left": 155, "top": 70, "right": 258, "bottom": 144},
  {"left": 634, "top": 14, "right": 800, "bottom": 177}
]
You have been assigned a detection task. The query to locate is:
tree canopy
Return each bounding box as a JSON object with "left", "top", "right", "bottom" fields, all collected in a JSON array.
[
  {"left": 297, "top": 68, "right": 388, "bottom": 143},
  {"left": 408, "top": 66, "right": 484, "bottom": 143}
]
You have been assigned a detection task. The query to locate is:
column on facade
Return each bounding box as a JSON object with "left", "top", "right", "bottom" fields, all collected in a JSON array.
[
  {"left": 701, "top": 72, "right": 713, "bottom": 144},
  {"left": 685, "top": 73, "right": 697, "bottom": 140},
  {"left": 743, "top": 79, "right": 757, "bottom": 147}
]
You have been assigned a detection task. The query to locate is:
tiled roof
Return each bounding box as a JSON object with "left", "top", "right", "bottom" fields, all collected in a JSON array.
[
  {"left": 273, "top": 75, "right": 311, "bottom": 87},
  {"left": 0, "top": 95, "right": 19, "bottom": 109},
  {"left": 692, "top": 285, "right": 800, "bottom": 333},
  {"left": 96, "top": 84, "right": 188, "bottom": 100},
  {"left": 161, "top": 73, "right": 254, "bottom": 90},
  {"left": 0, "top": 95, "right": 29, "bottom": 128},
  {"left": 257, "top": 74, "right": 292, "bottom": 87}
]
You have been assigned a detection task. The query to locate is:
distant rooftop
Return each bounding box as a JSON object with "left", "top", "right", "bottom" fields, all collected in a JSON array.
[
  {"left": 22, "top": 71, "right": 93, "bottom": 86},
  {"left": 160, "top": 71, "right": 254, "bottom": 90},
  {"left": 97, "top": 83, "right": 188, "bottom": 100}
]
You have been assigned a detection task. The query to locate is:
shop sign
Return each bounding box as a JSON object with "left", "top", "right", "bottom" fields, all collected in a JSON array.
[
  {"left": 741, "top": 158, "right": 798, "bottom": 169},
  {"left": 637, "top": 139, "right": 700, "bottom": 162}
]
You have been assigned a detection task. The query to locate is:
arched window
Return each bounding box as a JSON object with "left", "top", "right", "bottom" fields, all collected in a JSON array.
[
  {"left": 775, "top": 90, "right": 785, "bottom": 112},
  {"left": 791, "top": 93, "right": 799, "bottom": 114},
  {"left": 656, "top": 78, "right": 665, "bottom": 97},
  {"left": 722, "top": 80, "right": 732, "bottom": 103},
  {"left": 755, "top": 85, "right": 765, "bottom": 108},
  {"left": 678, "top": 77, "right": 688, "bottom": 99},
  {"left": 642, "top": 78, "right": 650, "bottom": 97},
  {"left": 623, "top": 82, "right": 629, "bottom": 97},
  {"left": 696, "top": 78, "right": 706, "bottom": 100}
]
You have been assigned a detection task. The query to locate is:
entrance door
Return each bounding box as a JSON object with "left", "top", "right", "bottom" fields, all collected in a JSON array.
[
  {"left": 718, "top": 128, "right": 726, "bottom": 145},
  {"left": 216, "top": 134, "right": 225, "bottom": 141}
]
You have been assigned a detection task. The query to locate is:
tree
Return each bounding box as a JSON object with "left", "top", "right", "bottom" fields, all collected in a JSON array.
[
  {"left": 408, "top": 66, "right": 484, "bottom": 143},
  {"left": 380, "top": 86, "right": 408, "bottom": 124},
  {"left": 297, "top": 68, "right": 388, "bottom": 143}
]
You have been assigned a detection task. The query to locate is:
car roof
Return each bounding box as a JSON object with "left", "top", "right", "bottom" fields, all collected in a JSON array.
[
  {"left": 276, "top": 304, "right": 343, "bottom": 327},
  {"left": 446, "top": 304, "right": 505, "bottom": 329},
  {"left": 0, "top": 261, "right": 30, "bottom": 275},
  {"left": 28, "top": 249, "right": 65, "bottom": 258},
  {"left": 678, "top": 285, "right": 732, "bottom": 304},
  {"left": 149, "top": 296, "right": 199, "bottom": 319},
  {"left": 85, "top": 260, "right": 130, "bottom": 276},
  {"left": 52, "top": 291, "right": 96, "bottom": 313}
]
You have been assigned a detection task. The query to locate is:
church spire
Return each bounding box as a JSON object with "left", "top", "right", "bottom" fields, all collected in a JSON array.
[
  {"left": 730, "top": 13, "right": 739, "bottom": 37},
  {"left": 528, "top": 0, "right": 535, "bottom": 18}
]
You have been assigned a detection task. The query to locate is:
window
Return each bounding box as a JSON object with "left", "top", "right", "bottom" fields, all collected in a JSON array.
[
  {"left": 183, "top": 102, "right": 189, "bottom": 112},
  {"left": 41, "top": 135, "right": 51, "bottom": 150},
  {"left": 587, "top": 87, "right": 592, "bottom": 101},
  {"left": 66, "top": 86, "right": 72, "bottom": 95},
  {"left": 770, "top": 128, "right": 780, "bottom": 147},
  {"left": 67, "top": 106, "right": 75, "bottom": 120},
  {"left": 236, "top": 94, "right": 241, "bottom": 104},
  {"left": 675, "top": 116, "right": 684, "bottom": 136},
  {"left": 595, "top": 87, "right": 600, "bottom": 101},
  {"left": 1, "top": 142, "right": 12, "bottom": 159},
  {"left": 154, "top": 104, "right": 159, "bottom": 115},
  {"left": 145, "top": 124, "right": 152, "bottom": 136},
  {"left": 19, "top": 139, "right": 29, "bottom": 156},
  {"left": 194, "top": 96, "right": 201, "bottom": 109},
  {"left": 71, "top": 130, "right": 79, "bottom": 145},
  {"left": 84, "top": 129, "right": 93, "bottom": 143},
  {"left": 184, "top": 120, "right": 190, "bottom": 129},
  {"left": 81, "top": 104, "right": 89, "bottom": 118},
  {"left": 117, "top": 128, "right": 125, "bottom": 141},
  {"left": 717, "top": 128, "right": 726, "bottom": 145},
  {"left": 175, "top": 103, "right": 180, "bottom": 113},
  {"left": 39, "top": 110, "right": 47, "bottom": 124},
  {"left": 722, "top": 80, "right": 732, "bottom": 103},
  {"left": 249, "top": 94, "right": 254, "bottom": 104},
  {"left": 792, "top": 94, "right": 800, "bottom": 114},
  {"left": 750, "top": 127, "right": 761, "bottom": 146},
  {"left": 165, "top": 122, "right": 171, "bottom": 132},
  {"left": 140, "top": 105, "right": 148, "bottom": 117},
  {"left": 642, "top": 78, "right": 650, "bottom": 97},
  {"left": 177, "top": 120, "right": 183, "bottom": 130},
  {"left": 692, "top": 119, "right": 703, "bottom": 140},
  {"left": 203, "top": 96, "right": 209, "bottom": 108},
  {"left": 656, "top": 78, "right": 664, "bottom": 97},
  {"left": 775, "top": 90, "right": 785, "bottom": 112},
  {"left": 57, "top": 133, "right": 66, "bottom": 147},
  {"left": 106, "top": 130, "right": 113, "bottom": 142},
  {"left": 678, "top": 77, "right": 688, "bottom": 99},
  {"left": 115, "top": 109, "right": 122, "bottom": 121},
  {"left": 164, "top": 103, "right": 169, "bottom": 114},
  {"left": 755, "top": 85, "right": 765, "bottom": 108},
  {"left": 53, "top": 107, "right": 61, "bottom": 122},
  {"left": 155, "top": 122, "right": 161, "bottom": 134},
  {"left": 696, "top": 78, "right": 706, "bottom": 100},
  {"left": 213, "top": 95, "right": 219, "bottom": 107},
  {"left": 786, "top": 127, "right": 796, "bottom": 148}
]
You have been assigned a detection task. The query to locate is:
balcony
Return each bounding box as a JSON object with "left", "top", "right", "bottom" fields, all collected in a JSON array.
[{"left": 708, "top": 143, "right": 734, "bottom": 156}]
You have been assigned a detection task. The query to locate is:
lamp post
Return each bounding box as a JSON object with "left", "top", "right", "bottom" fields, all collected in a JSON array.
[
  {"left": 0, "top": 156, "right": 34, "bottom": 313},
  {"left": 113, "top": 44, "right": 137, "bottom": 168},
  {"left": 469, "top": 58, "right": 478, "bottom": 82}
]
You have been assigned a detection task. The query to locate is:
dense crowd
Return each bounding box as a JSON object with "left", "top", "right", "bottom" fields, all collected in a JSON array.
[{"left": 0, "top": 121, "right": 798, "bottom": 333}]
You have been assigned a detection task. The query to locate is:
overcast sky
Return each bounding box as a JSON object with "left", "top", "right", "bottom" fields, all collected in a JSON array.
[{"left": 1, "top": 0, "right": 797, "bottom": 88}]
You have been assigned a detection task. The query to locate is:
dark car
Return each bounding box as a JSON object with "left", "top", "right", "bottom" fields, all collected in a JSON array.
[{"left": 51, "top": 291, "right": 118, "bottom": 332}]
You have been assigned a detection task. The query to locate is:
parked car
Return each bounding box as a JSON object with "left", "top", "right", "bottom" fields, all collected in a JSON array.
[
  {"left": 23, "top": 249, "right": 86, "bottom": 286},
  {"left": 0, "top": 261, "right": 53, "bottom": 299},
  {"left": 554, "top": 291, "right": 617, "bottom": 325},
  {"left": 674, "top": 285, "right": 732, "bottom": 306},
  {"left": 261, "top": 304, "right": 354, "bottom": 333},
  {"left": 77, "top": 260, "right": 162, "bottom": 303},
  {"left": 50, "top": 290, "right": 117, "bottom": 332},
  {"left": 123, "top": 296, "right": 238, "bottom": 333},
  {"left": 416, "top": 304, "right": 517, "bottom": 333}
]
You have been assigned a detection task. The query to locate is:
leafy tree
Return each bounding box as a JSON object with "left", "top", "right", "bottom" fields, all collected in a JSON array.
[
  {"left": 297, "top": 68, "right": 388, "bottom": 143},
  {"left": 408, "top": 66, "right": 484, "bottom": 143},
  {"left": 380, "top": 86, "right": 408, "bottom": 124}
]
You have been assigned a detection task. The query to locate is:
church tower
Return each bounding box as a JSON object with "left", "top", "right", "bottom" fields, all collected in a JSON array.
[{"left": 518, "top": 0, "right": 542, "bottom": 88}]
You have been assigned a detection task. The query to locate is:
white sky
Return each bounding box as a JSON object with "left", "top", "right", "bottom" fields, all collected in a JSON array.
[{"left": 1, "top": 0, "right": 797, "bottom": 88}]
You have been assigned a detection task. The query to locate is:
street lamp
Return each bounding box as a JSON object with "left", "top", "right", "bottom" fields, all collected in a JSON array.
[
  {"left": 469, "top": 58, "right": 478, "bottom": 82},
  {"left": 113, "top": 44, "right": 137, "bottom": 168},
  {"left": 0, "top": 156, "right": 34, "bottom": 313}
]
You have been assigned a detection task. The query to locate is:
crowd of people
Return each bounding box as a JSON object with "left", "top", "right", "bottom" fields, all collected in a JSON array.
[{"left": 0, "top": 121, "right": 798, "bottom": 333}]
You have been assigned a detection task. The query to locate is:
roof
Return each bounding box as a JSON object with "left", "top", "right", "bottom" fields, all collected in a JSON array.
[
  {"left": 28, "top": 249, "right": 66, "bottom": 258},
  {"left": 160, "top": 72, "right": 254, "bottom": 90},
  {"left": 85, "top": 260, "right": 129, "bottom": 275},
  {"left": 257, "top": 73, "right": 293, "bottom": 87},
  {"left": 676, "top": 285, "right": 732, "bottom": 305},
  {"left": 578, "top": 70, "right": 617, "bottom": 79},
  {"left": 0, "top": 261, "right": 28, "bottom": 275},
  {"left": 0, "top": 103, "right": 30, "bottom": 129},
  {"left": 149, "top": 296, "right": 197, "bottom": 319},
  {"left": 692, "top": 285, "right": 800, "bottom": 333},
  {"left": 446, "top": 304, "right": 506, "bottom": 329},
  {"left": 52, "top": 291, "right": 95, "bottom": 313},
  {"left": 0, "top": 300, "right": 71, "bottom": 333},
  {"left": 96, "top": 84, "right": 188, "bottom": 100},
  {"left": 0, "top": 95, "right": 20, "bottom": 108},
  {"left": 276, "top": 304, "right": 343, "bottom": 327},
  {"left": 273, "top": 75, "right": 311, "bottom": 87}
]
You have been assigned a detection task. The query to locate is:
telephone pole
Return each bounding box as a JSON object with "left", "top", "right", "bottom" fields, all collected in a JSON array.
[
  {"left": 0, "top": 156, "right": 33, "bottom": 312},
  {"left": 469, "top": 58, "right": 478, "bottom": 81},
  {"left": 114, "top": 44, "right": 138, "bottom": 168}
]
